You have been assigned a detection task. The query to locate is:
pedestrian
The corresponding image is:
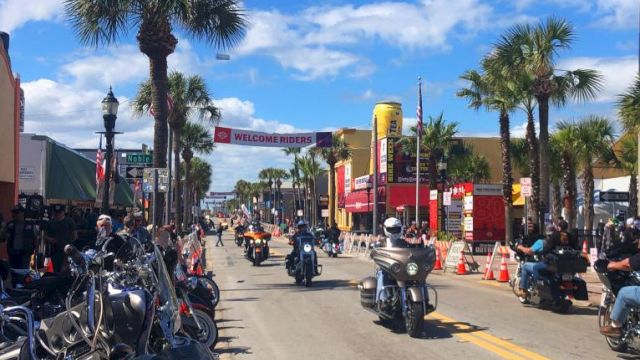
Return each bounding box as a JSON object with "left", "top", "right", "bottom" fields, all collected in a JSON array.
[
  {"left": 133, "top": 214, "right": 152, "bottom": 243},
  {"left": 3, "top": 206, "right": 37, "bottom": 279},
  {"left": 44, "top": 204, "right": 77, "bottom": 273},
  {"left": 216, "top": 222, "right": 224, "bottom": 246}
]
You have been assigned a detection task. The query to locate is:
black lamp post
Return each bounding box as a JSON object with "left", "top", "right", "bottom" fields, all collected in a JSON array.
[
  {"left": 366, "top": 179, "right": 373, "bottom": 232},
  {"left": 276, "top": 178, "right": 282, "bottom": 224},
  {"left": 99, "top": 87, "right": 119, "bottom": 214},
  {"left": 437, "top": 156, "right": 448, "bottom": 233}
]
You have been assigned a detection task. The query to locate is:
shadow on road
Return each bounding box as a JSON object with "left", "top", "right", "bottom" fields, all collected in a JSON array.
[
  {"left": 291, "top": 279, "right": 358, "bottom": 291},
  {"left": 215, "top": 318, "right": 241, "bottom": 323},
  {"left": 219, "top": 326, "right": 245, "bottom": 331},
  {"left": 225, "top": 297, "right": 260, "bottom": 302},
  {"left": 427, "top": 318, "right": 488, "bottom": 335},
  {"left": 567, "top": 306, "right": 599, "bottom": 316},
  {"left": 217, "top": 345, "right": 252, "bottom": 356},
  {"left": 372, "top": 319, "right": 454, "bottom": 339}
]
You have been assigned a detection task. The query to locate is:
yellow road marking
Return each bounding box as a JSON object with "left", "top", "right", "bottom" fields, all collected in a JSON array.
[{"left": 428, "top": 312, "right": 549, "bottom": 360}]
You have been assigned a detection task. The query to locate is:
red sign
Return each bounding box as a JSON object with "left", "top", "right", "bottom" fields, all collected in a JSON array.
[{"left": 451, "top": 183, "right": 473, "bottom": 199}]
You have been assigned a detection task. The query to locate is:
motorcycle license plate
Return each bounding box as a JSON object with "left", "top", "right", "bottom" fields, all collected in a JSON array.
[{"left": 561, "top": 274, "right": 573, "bottom": 281}]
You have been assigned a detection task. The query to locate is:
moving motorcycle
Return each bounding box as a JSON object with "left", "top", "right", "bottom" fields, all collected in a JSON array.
[
  {"left": 595, "top": 258, "right": 640, "bottom": 353},
  {"left": 320, "top": 237, "right": 341, "bottom": 258},
  {"left": 234, "top": 225, "right": 245, "bottom": 247},
  {"left": 358, "top": 243, "right": 437, "bottom": 337},
  {"left": 244, "top": 230, "right": 271, "bottom": 266},
  {"left": 286, "top": 234, "right": 322, "bottom": 287},
  {"left": 510, "top": 238, "right": 588, "bottom": 313}
]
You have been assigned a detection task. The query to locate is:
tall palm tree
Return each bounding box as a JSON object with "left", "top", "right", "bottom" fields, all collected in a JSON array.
[
  {"left": 402, "top": 114, "right": 458, "bottom": 189},
  {"left": 234, "top": 179, "right": 251, "bottom": 208},
  {"left": 283, "top": 148, "right": 302, "bottom": 217},
  {"left": 189, "top": 157, "right": 212, "bottom": 209},
  {"left": 133, "top": 71, "right": 220, "bottom": 230},
  {"left": 574, "top": 116, "right": 615, "bottom": 233},
  {"left": 549, "top": 140, "right": 564, "bottom": 222},
  {"left": 617, "top": 74, "right": 640, "bottom": 216},
  {"left": 492, "top": 17, "right": 603, "bottom": 220},
  {"left": 270, "top": 168, "right": 290, "bottom": 224},
  {"left": 618, "top": 137, "right": 639, "bottom": 217},
  {"left": 298, "top": 152, "right": 324, "bottom": 226},
  {"left": 458, "top": 62, "right": 518, "bottom": 244},
  {"left": 181, "top": 122, "right": 214, "bottom": 226},
  {"left": 258, "top": 168, "right": 276, "bottom": 222},
  {"left": 448, "top": 142, "right": 491, "bottom": 183},
  {"left": 314, "top": 135, "right": 351, "bottom": 227},
  {"left": 65, "top": 0, "right": 246, "bottom": 222},
  {"left": 553, "top": 122, "right": 580, "bottom": 228},
  {"left": 510, "top": 138, "right": 530, "bottom": 177}
]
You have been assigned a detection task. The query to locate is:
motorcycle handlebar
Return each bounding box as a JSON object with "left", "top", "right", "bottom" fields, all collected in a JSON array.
[{"left": 64, "top": 244, "right": 86, "bottom": 269}]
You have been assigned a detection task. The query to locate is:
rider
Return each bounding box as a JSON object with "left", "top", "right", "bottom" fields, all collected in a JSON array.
[
  {"left": 328, "top": 223, "right": 341, "bottom": 246},
  {"left": 376, "top": 217, "right": 421, "bottom": 307},
  {"left": 286, "top": 220, "right": 313, "bottom": 271},
  {"left": 515, "top": 220, "right": 579, "bottom": 298}
]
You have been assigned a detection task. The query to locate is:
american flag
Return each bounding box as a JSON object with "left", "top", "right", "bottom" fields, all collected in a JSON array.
[
  {"left": 416, "top": 78, "right": 423, "bottom": 136},
  {"left": 149, "top": 93, "right": 174, "bottom": 117},
  {"left": 96, "top": 135, "right": 105, "bottom": 185}
]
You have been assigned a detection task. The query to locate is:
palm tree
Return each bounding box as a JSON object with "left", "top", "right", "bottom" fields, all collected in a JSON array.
[
  {"left": 549, "top": 140, "right": 564, "bottom": 222},
  {"left": 448, "top": 142, "right": 491, "bottom": 184},
  {"left": 258, "top": 168, "right": 276, "bottom": 222},
  {"left": 510, "top": 138, "right": 530, "bottom": 177},
  {"left": 617, "top": 137, "right": 639, "bottom": 217},
  {"left": 492, "top": 17, "right": 603, "bottom": 220},
  {"left": 314, "top": 135, "right": 351, "bottom": 227},
  {"left": 133, "top": 71, "right": 220, "bottom": 230},
  {"left": 458, "top": 62, "right": 518, "bottom": 244},
  {"left": 283, "top": 148, "right": 302, "bottom": 217},
  {"left": 234, "top": 179, "right": 251, "bottom": 208},
  {"left": 574, "top": 116, "right": 615, "bottom": 233},
  {"left": 618, "top": 74, "right": 640, "bottom": 216},
  {"left": 65, "top": 0, "right": 246, "bottom": 222},
  {"left": 402, "top": 114, "right": 458, "bottom": 189},
  {"left": 552, "top": 122, "right": 580, "bottom": 228},
  {"left": 298, "top": 152, "right": 325, "bottom": 226},
  {"left": 189, "top": 157, "right": 212, "bottom": 209},
  {"left": 271, "top": 168, "right": 290, "bottom": 224},
  {"left": 181, "top": 122, "right": 214, "bottom": 226}
]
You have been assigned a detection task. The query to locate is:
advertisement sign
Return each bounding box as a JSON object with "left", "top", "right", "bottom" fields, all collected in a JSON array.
[
  {"left": 380, "top": 138, "right": 387, "bottom": 174},
  {"left": 430, "top": 190, "right": 438, "bottom": 201},
  {"left": 447, "top": 200, "right": 463, "bottom": 240},
  {"left": 463, "top": 196, "right": 474, "bottom": 212},
  {"left": 214, "top": 127, "right": 332, "bottom": 148},
  {"left": 354, "top": 175, "right": 370, "bottom": 190},
  {"left": 451, "top": 183, "right": 473, "bottom": 199},
  {"left": 464, "top": 216, "right": 474, "bottom": 230},
  {"left": 344, "top": 163, "right": 352, "bottom": 194},
  {"left": 386, "top": 138, "right": 429, "bottom": 183},
  {"left": 443, "top": 191, "right": 452, "bottom": 206}
]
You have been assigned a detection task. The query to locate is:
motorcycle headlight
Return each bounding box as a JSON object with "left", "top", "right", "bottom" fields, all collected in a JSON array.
[
  {"left": 250, "top": 239, "right": 255, "bottom": 244},
  {"left": 406, "top": 262, "right": 419, "bottom": 276},
  {"left": 303, "top": 244, "right": 312, "bottom": 253},
  {"left": 255, "top": 239, "right": 261, "bottom": 245}
]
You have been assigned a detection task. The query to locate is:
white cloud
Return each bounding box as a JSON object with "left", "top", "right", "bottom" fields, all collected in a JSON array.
[
  {"left": 0, "top": 0, "right": 63, "bottom": 33},
  {"left": 511, "top": 121, "right": 527, "bottom": 138},
  {"left": 595, "top": 0, "right": 638, "bottom": 28},
  {"left": 558, "top": 56, "right": 637, "bottom": 103},
  {"left": 235, "top": 0, "right": 494, "bottom": 80}
]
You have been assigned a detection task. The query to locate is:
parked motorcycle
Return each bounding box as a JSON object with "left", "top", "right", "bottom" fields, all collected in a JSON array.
[
  {"left": 244, "top": 231, "right": 271, "bottom": 266},
  {"left": 509, "top": 239, "right": 588, "bottom": 313},
  {"left": 595, "top": 258, "right": 640, "bottom": 353},
  {"left": 358, "top": 244, "right": 437, "bottom": 337},
  {"left": 286, "top": 234, "right": 322, "bottom": 287}
]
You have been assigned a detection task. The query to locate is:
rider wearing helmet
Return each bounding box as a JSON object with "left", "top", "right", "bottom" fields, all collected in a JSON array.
[{"left": 286, "top": 220, "right": 313, "bottom": 270}]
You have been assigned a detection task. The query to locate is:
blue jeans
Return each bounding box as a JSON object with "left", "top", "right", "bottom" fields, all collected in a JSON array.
[
  {"left": 520, "top": 262, "right": 546, "bottom": 290},
  {"left": 611, "top": 286, "right": 640, "bottom": 323},
  {"left": 376, "top": 270, "right": 390, "bottom": 302}
]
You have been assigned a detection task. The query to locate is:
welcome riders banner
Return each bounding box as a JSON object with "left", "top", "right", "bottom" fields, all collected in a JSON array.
[{"left": 214, "top": 127, "right": 332, "bottom": 148}]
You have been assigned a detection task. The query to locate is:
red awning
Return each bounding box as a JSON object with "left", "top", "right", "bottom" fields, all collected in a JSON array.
[
  {"left": 345, "top": 188, "right": 385, "bottom": 213},
  {"left": 387, "top": 185, "right": 430, "bottom": 208}
]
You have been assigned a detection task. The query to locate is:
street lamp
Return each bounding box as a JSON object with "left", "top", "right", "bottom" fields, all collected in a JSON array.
[
  {"left": 99, "top": 87, "right": 120, "bottom": 214},
  {"left": 437, "top": 156, "right": 448, "bottom": 233},
  {"left": 366, "top": 179, "right": 373, "bottom": 233},
  {"left": 275, "top": 178, "right": 283, "bottom": 225}
]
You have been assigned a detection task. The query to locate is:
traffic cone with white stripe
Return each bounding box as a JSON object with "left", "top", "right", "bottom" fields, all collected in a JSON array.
[
  {"left": 433, "top": 246, "right": 443, "bottom": 270},
  {"left": 43, "top": 257, "right": 54, "bottom": 273},
  {"left": 582, "top": 240, "right": 588, "bottom": 256},
  {"left": 483, "top": 252, "right": 495, "bottom": 280},
  {"left": 456, "top": 251, "right": 467, "bottom": 275},
  {"left": 497, "top": 252, "right": 510, "bottom": 282}
]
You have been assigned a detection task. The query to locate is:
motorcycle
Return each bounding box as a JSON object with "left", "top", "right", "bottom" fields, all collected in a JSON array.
[
  {"left": 234, "top": 225, "right": 245, "bottom": 247},
  {"left": 595, "top": 258, "right": 640, "bottom": 353},
  {"left": 320, "top": 236, "right": 341, "bottom": 258},
  {"left": 509, "top": 239, "right": 588, "bottom": 313},
  {"left": 286, "top": 234, "right": 322, "bottom": 287},
  {"left": 244, "top": 231, "right": 271, "bottom": 266},
  {"left": 358, "top": 243, "right": 437, "bottom": 337},
  {"left": 0, "top": 304, "right": 38, "bottom": 360}
]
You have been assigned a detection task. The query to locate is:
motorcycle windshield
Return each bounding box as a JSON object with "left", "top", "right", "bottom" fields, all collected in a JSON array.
[{"left": 154, "top": 244, "right": 181, "bottom": 333}]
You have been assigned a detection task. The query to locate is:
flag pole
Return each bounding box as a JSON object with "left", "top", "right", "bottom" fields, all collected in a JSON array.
[
  {"left": 415, "top": 77, "right": 423, "bottom": 228},
  {"left": 372, "top": 115, "right": 379, "bottom": 237}
]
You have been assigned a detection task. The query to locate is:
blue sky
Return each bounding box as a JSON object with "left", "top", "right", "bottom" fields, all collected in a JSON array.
[{"left": 1, "top": 0, "right": 638, "bottom": 191}]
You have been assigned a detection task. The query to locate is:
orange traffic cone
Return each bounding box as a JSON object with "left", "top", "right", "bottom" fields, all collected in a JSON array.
[
  {"left": 582, "top": 240, "right": 588, "bottom": 255},
  {"left": 433, "top": 247, "right": 443, "bottom": 270},
  {"left": 497, "top": 252, "right": 510, "bottom": 282},
  {"left": 456, "top": 251, "right": 467, "bottom": 275},
  {"left": 483, "top": 252, "right": 495, "bottom": 280}
]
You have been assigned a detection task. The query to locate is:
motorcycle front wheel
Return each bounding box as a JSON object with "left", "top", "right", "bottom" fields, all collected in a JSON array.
[
  {"left": 182, "top": 308, "right": 219, "bottom": 350},
  {"left": 405, "top": 301, "right": 424, "bottom": 338},
  {"left": 196, "top": 276, "right": 220, "bottom": 308},
  {"left": 598, "top": 302, "right": 628, "bottom": 352}
]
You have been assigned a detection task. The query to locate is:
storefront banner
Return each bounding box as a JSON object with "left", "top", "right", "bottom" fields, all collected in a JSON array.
[
  {"left": 354, "top": 175, "right": 370, "bottom": 190},
  {"left": 344, "top": 163, "right": 352, "bottom": 194},
  {"left": 451, "top": 183, "right": 473, "bottom": 199},
  {"left": 386, "top": 138, "right": 429, "bottom": 183},
  {"left": 380, "top": 138, "right": 387, "bottom": 174},
  {"left": 214, "top": 127, "right": 332, "bottom": 148}
]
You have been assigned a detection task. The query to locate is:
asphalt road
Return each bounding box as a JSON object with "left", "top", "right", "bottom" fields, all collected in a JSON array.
[{"left": 206, "top": 229, "right": 618, "bottom": 360}]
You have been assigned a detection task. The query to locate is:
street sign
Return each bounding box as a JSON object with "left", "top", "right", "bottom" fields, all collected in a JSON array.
[
  {"left": 443, "top": 191, "right": 452, "bottom": 206},
  {"left": 599, "top": 191, "right": 629, "bottom": 202},
  {"left": 126, "top": 153, "right": 152, "bottom": 164},
  {"left": 143, "top": 168, "right": 169, "bottom": 193},
  {"left": 520, "top": 177, "right": 532, "bottom": 197},
  {"left": 125, "top": 166, "right": 144, "bottom": 179},
  {"left": 321, "top": 209, "right": 329, "bottom": 218}
]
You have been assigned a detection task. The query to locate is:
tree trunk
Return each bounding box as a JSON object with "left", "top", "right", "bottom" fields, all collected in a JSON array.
[
  {"left": 552, "top": 180, "right": 562, "bottom": 222},
  {"left": 173, "top": 125, "right": 183, "bottom": 231},
  {"left": 526, "top": 108, "right": 540, "bottom": 231},
  {"left": 537, "top": 97, "right": 550, "bottom": 223},
  {"left": 183, "top": 158, "right": 192, "bottom": 228},
  {"left": 583, "top": 163, "right": 595, "bottom": 233},
  {"left": 499, "top": 109, "right": 514, "bottom": 244},
  {"left": 329, "top": 162, "right": 336, "bottom": 227},
  {"left": 428, "top": 152, "right": 438, "bottom": 189},
  {"left": 630, "top": 173, "right": 638, "bottom": 218},
  {"left": 561, "top": 153, "right": 577, "bottom": 229}
]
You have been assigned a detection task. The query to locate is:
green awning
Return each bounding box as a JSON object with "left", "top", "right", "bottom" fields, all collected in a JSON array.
[{"left": 44, "top": 139, "right": 133, "bottom": 206}]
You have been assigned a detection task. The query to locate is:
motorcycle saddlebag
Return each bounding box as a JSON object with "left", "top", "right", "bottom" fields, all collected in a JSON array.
[
  {"left": 359, "top": 277, "right": 376, "bottom": 309},
  {"left": 545, "top": 251, "right": 588, "bottom": 274},
  {"left": 572, "top": 278, "right": 589, "bottom": 301}
]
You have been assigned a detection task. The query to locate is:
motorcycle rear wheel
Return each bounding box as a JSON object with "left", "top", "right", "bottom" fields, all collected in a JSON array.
[
  {"left": 405, "top": 301, "right": 425, "bottom": 338},
  {"left": 196, "top": 276, "right": 220, "bottom": 308},
  {"left": 598, "top": 303, "right": 628, "bottom": 352},
  {"left": 182, "top": 308, "right": 218, "bottom": 350}
]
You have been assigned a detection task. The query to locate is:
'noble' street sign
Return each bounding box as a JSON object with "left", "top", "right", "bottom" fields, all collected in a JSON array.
[
  {"left": 126, "top": 153, "right": 152, "bottom": 164},
  {"left": 599, "top": 191, "right": 629, "bottom": 202}
]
